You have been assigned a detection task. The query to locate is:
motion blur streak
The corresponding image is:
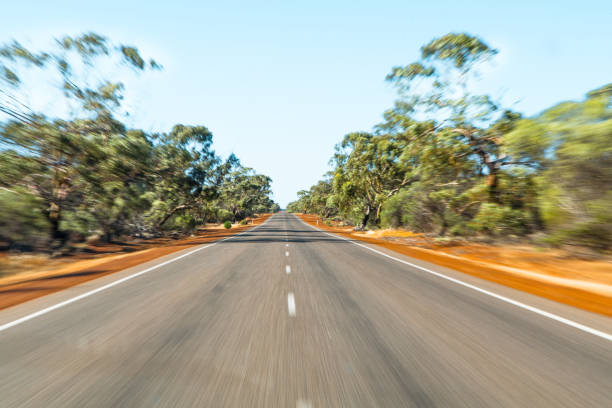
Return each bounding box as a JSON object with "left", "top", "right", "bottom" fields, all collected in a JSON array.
[{"left": 0, "top": 213, "right": 610, "bottom": 407}]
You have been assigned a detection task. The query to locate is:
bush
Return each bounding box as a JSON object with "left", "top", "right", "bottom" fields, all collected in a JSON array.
[
  {"left": 380, "top": 188, "right": 435, "bottom": 232},
  {"left": 543, "top": 193, "right": 612, "bottom": 251},
  {"left": 0, "top": 188, "right": 50, "bottom": 249},
  {"left": 470, "top": 203, "right": 531, "bottom": 236},
  {"left": 449, "top": 222, "right": 475, "bottom": 237},
  {"left": 216, "top": 209, "right": 233, "bottom": 222},
  {"left": 554, "top": 222, "right": 611, "bottom": 251},
  {"left": 240, "top": 219, "right": 249, "bottom": 225},
  {"left": 224, "top": 220, "right": 232, "bottom": 229},
  {"left": 172, "top": 214, "right": 197, "bottom": 232}
]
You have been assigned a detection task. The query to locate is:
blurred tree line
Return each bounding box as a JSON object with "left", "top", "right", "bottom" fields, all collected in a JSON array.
[
  {"left": 0, "top": 33, "right": 279, "bottom": 251},
  {"left": 288, "top": 33, "right": 611, "bottom": 251}
]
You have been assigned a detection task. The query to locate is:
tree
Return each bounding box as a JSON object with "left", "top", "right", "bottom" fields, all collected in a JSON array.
[
  {"left": 217, "top": 167, "right": 275, "bottom": 221},
  {"left": 386, "top": 33, "right": 542, "bottom": 203},
  {"left": 0, "top": 32, "right": 279, "bottom": 251},
  {"left": 332, "top": 132, "right": 418, "bottom": 229},
  {"left": 0, "top": 33, "right": 157, "bottom": 247},
  {"left": 148, "top": 124, "right": 218, "bottom": 229}
]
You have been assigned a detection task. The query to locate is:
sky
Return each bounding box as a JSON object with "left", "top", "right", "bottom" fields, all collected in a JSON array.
[{"left": 1, "top": 0, "right": 611, "bottom": 206}]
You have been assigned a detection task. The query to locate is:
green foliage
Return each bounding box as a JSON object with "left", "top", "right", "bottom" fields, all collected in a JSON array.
[
  {"left": 291, "top": 32, "right": 611, "bottom": 251},
  {"left": 421, "top": 33, "right": 498, "bottom": 69},
  {"left": 469, "top": 204, "right": 531, "bottom": 236},
  {"left": 224, "top": 220, "right": 232, "bottom": 229},
  {"left": 240, "top": 219, "right": 249, "bottom": 225},
  {"left": 215, "top": 165, "right": 276, "bottom": 221},
  {"left": 380, "top": 189, "right": 430, "bottom": 231},
  {"left": 0, "top": 188, "right": 50, "bottom": 249},
  {"left": 216, "top": 209, "right": 233, "bottom": 222},
  {"left": 0, "top": 33, "right": 279, "bottom": 251},
  {"left": 173, "top": 214, "right": 198, "bottom": 232}
]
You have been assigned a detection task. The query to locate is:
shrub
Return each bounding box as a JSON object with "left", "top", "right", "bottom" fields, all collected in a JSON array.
[
  {"left": 216, "top": 209, "right": 233, "bottom": 222},
  {"left": 240, "top": 219, "right": 249, "bottom": 225},
  {"left": 380, "top": 188, "right": 435, "bottom": 232},
  {"left": 470, "top": 203, "right": 531, "bottom": 236},
  {"left": 173, "top": 214, "right": 197, "bottom": 232},
  {"left": 0, "top": 188, "right": 50, "bottom": 249},
  {"left": 224, "top": 220, "right": 232, "bottom": 229},
  {"left": 449, "top": 222, "right": 475, "bottom": 237}
]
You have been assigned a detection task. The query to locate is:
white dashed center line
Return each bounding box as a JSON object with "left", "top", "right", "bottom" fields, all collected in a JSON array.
[
  {"left": 285, "top": 251, "right": 289, "bottom": 257},
  {"left": 287, "top": 292, "right": 296, "bottom": 316},
  {"left": 285, "top": 265, "right": 291, "bottom": 274}
]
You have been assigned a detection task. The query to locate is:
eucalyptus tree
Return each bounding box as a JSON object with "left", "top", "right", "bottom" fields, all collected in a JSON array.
[
  {"left": 287, "top": 179, "right": 337, "bottom": 217},
  {"left": 0, "top": 33, "right": 157, "bottom": 246},
  {"left": 385, "top": 33, "right": 538, "bottom": 203},
  {"left": 217, "top": 167, "right": 275, "bottom": 222},
  {"left": 305, "top": 179, "right": 337, "bottom": 218},
  {"left": 332, "top": 131, "right": 418, "bottom": 229},
  {"left": 149, "top": 124, "right": 218, "bottom": 229}
]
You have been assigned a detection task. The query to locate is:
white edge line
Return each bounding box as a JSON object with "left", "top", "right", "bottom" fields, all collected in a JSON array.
[
  {"left": 0, "top": 216, "right": 273, "bottom": 333},
  {"left": 296, "top": 216, "right": 612, "bottom": 342}
]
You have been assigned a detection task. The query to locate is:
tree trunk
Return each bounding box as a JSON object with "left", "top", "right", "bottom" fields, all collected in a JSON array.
[
  {"left": 47, "top": 202, "right": 66, "bottom": 247},
  {"left": 531, "top": 206, "right": 544, "bottom": 231},
  {"left": 103, "top": 229, "right": 114, "bottom": 243},
  {"left": 359, "top": 205, "right": 371, "bottom": 230},
  {"left": 486, "top": 163, "right": 501, "bottom": 204},
  {"left": 460, "top": 126, "right": 502, "bottom": 205},
  {"left": 374, "top": 203, "right": 383, "bottom": 226}
]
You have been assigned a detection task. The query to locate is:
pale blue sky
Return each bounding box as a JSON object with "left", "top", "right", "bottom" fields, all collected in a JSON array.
[{"left": 1, "top": 1, "right": 611, "bottom": 206}]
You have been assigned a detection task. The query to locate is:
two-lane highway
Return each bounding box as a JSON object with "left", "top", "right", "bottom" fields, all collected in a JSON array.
[{"left": 0, "top": 212, "right": 611, "bottom": 407}]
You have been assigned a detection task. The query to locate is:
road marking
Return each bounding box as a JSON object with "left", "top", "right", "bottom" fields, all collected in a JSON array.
[
  {"left": 297, "top": 399, "right": 312, "bottom": 408},
  {"left": 286, "top": 265, "right": 291, "bottom": 274},
  {"left": 288, "top": 292, "right": 296, "bottom": 316},
  {"left": 286, "top": 244, "right": 289, "bottom": 247},
  {"left": 285, "top": 251, "right": 290, "bottom": 257},
  {"left": 0, "top": 217, "right": 273, "bottom": 333},
  {"left": 297, "top": 216, "right": 612, "bottom": 342}
]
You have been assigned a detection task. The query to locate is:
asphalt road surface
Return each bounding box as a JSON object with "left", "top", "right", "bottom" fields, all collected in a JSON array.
[{"left": 1, "top": 212, "right": 611, "bottom": 407}]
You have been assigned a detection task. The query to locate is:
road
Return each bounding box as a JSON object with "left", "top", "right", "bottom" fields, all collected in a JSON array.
[{"left": 0, "top": 212, "right": 611, "bottom": 407}]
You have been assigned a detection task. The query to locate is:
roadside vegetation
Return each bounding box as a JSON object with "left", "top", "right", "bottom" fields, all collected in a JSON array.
[
  {"left": 0, "top": 33, "right": 279, "bottom": 253},
  {"left": 288, "top": 33, "right": 612, "bottom": 253}
]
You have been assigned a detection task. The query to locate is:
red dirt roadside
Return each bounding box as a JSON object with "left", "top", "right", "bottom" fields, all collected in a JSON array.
[
  {"left": 298, "top": 214, "right": 612, "bottom": 317},
  {"left": 0, "top": 215, "right": 271, "bottom": 311}
]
